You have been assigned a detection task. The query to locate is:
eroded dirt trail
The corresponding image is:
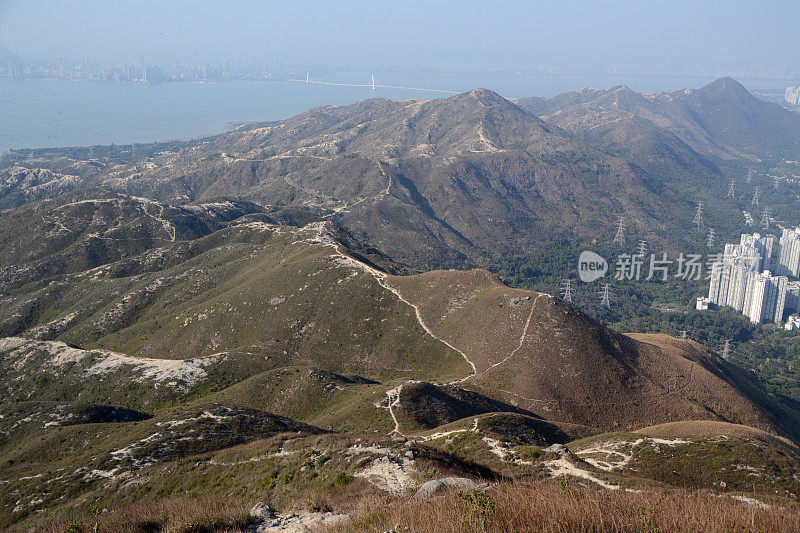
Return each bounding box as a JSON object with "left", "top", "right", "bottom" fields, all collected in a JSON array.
[{"left": 305, "top": 222, "right": 479, "bottom": 381}]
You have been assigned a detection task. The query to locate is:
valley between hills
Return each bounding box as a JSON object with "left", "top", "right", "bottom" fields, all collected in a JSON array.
[{"left": 3, "top": 78, "right": 800, "bottom": 531}]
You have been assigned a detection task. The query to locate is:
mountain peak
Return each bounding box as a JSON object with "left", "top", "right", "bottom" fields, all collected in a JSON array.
[
  {"left": 611, "top": 84, "right": 635, "bottom": 93},
  {"left": 462, "top": 87, "right": 510, "bottom": 106},
  {"left": 605, "top": 84, "right": 651, "bottom": 105},
  {"left": 699, "top": 77, "right": 751, "bottom": 99}
]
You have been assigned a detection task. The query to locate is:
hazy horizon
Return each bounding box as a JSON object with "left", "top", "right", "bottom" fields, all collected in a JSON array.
[
  {"left": 2, "top": 0, "right": 798, "bottom": 154},
  {"left": 1, "top": 0, "right": 798, "bottom": 74}
]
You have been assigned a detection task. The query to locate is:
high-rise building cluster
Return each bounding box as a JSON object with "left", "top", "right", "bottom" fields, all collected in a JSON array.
[
  {"left": 787, "top": 86, "right": 800, "bottom": 106},
  {"left": 708, "top": 231, "right": 800, "bottom": 324}
]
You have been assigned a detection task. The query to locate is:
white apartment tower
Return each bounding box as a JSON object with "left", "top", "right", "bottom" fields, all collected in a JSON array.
[
  {"left": 777, "top": 227, "right": 800, "bottom": 278},
  {"left": 709, "top": 241, "right": 762, "bottom": 309},
  {"left": 742, "top": 270, "right": 788, "bottom": 323}
]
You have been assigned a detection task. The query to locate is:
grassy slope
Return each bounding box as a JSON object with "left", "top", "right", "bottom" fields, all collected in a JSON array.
[
  {"left": 2, "top": 222, "right": 469, "bottom": 387},
  {"left": 4, "top": 210, "right": 800, "bottom": 528},
  {"left": 569, "top": 420, "right": 800, "bottom": 498}
]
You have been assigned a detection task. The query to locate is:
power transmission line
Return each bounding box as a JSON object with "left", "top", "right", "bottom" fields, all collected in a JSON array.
[{"left": 636, "top": 240, "right": 648, "bottom": 258}]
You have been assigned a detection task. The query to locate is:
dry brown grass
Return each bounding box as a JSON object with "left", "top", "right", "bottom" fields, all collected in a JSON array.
[
  {"left": 334, "top": 480, "right": 800, "bottom": 533},
  {"left": 23, "top": 479, "right": 800, "bottom": 532},
  {"left": 30, "top": 495, "right": 251, "bottom": 533}
]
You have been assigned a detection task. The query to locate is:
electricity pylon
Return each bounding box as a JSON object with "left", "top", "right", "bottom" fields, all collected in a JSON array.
[
  {"left": 613, "top": 216, "right": 626, "bottom": 245},
  {"left": 693, "top": 201, "right": 704, "bottom": 230},
  {"left": 559, "top": 279, "right": 573, "bottom": 303},
  {"left": 599, "top": 283, "right": 611, "bottom": 309}
]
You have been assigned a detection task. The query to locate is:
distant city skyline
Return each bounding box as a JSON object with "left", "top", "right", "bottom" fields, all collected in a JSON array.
[
  {"left": 4, "top": 53, "right": 800, "bottom": 84},
  {"left": 1, "top": 1, "right": 798, "bottom": 75}
]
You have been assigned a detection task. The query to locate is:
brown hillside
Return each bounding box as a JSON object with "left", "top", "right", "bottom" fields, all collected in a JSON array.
[{"left": 387, "top": 270, "right": 800, "bottom": 440}]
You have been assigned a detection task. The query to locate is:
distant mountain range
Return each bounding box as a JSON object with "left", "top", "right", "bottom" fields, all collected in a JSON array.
[
  {"left": 7, "top": 78, "right": 798, "bottom": 270},
  {"left": 518, "top": 77, "right": 800, "bottom": 162}
]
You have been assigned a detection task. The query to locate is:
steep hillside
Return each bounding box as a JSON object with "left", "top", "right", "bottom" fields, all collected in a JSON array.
[
  {"left": 570, "top": 420, "right": 800, "bottom": 497},
  {"left": 519, "top": 85, "right": 722, "bottom": 177},
  {"left": 3, "top": 79, "right": 800, "bottom": 528},
  {"left": 0, "top": 194, "right": 270, "bottom": 291},
  {"left": 0, "top": 226, "right": 467, "bottom": 388},
  {"left": 385, "top": 270, "right": 800, "bottom": 439},
  {"left": 5, "top": 80, "right": 796, "bottom": 273},
  {"left": 652, "top": 78, "right": 800, "bottom": 159}
]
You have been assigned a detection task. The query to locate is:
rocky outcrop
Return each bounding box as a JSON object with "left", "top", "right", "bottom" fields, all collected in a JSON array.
[
  {"left": 413, "top": 477, "right": 489, "bottom": 499},
  {"left": 248, "top": 503, "right": 349, "bottom": 532}
]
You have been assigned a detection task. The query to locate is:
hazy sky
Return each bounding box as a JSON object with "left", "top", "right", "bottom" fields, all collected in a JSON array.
[{"left": 0, "top": 0, "right": 797, "bottom": 69}]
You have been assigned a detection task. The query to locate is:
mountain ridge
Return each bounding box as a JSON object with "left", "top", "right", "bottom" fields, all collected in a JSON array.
[
  {"left": 519, "top": 77, "right": 800, "bottom": 161},
  {"left": 5, "top": 77, "right": 791, "bottom": 273}
]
